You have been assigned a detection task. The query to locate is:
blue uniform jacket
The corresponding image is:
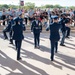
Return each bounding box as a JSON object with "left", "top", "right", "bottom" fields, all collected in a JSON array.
[
  {"left": 12, "top": 24, "right": 24, "bottom": 41},
  {"left": 46, "top": 22, "right": 60, "bottom": 41},
  {"left": 31, "top": 20, "right": 42, "bottom": 34},
  {"left": 16, "top": 17, "right": 26, "bottom": 31},
  {"left": 59, "top": 18, "right": 66, "bottom": 32},
  {"left": 5, "top": 19, "right": 14, "bottom": 32}
]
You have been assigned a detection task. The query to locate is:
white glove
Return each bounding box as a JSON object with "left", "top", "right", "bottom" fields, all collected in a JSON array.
[{"left": 31, "top": 32, "right": 33, "bottom": 34}]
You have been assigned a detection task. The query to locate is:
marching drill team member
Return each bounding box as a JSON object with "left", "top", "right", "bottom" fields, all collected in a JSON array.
[
  {"left": 16, "top": 12, "right": 26, "bottom": 31},
  {"left": 12, "top": 18, "right": 24, "bottom": 60},
  {"left": 60, "top": 13, "right": 67, "bottom": 46},
  {"left": 3, "top": 15, "right": 14, "bottom": 44},
  {"left": 46, "top": 16, "right": 60, "bottom": 61},
  {"left": 31, "top": 15, "right": 42, "bottom": 49}
]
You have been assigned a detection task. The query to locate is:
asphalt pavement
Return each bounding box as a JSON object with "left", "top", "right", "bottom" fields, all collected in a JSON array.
[{"left": 0, "top": 33, "right": 75, "bottom": 75}]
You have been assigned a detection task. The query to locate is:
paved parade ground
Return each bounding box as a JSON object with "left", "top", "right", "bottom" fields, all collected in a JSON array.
[{"left": 0, "top": 33, "right": 75, "bottom": 75}]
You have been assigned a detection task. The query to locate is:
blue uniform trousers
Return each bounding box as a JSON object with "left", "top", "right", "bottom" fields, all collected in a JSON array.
[
  {"left": 15, "top": 40, "right": 22, "bottom": 59},
  {"left": 3, "top": 29, "right": 9, "bottom": 39},
  {"left": 34, "top": 33, "right": 40, "bottom": 47},
  {"left": 60, "top": 31, "right": 66, "bottom": 45},
  {"left": 66, "top": 26, "right": 70, "bottom": 37},
  {"left": 50, "top": 40, "right": 58, "bottom": 60}
]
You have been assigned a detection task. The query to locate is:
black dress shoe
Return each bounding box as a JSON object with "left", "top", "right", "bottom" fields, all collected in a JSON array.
[
  {"left": 66, "top": 36, "right": 70, "bottom": 38},
  {"left": 55, "top": 51, "right": 57, "bottom": 53},
  {"left": 50, "top": 57, "right": 54, "bottom": 61},
  {"left": 17, "top": 57, "right": 22, "bottom": 60},
  {"left": 4, "top": 38, "right": 8, "bottom": 40},
  {"left": 37, "top": 46, "right": 40, "bottom": 49},
  {"left": 9, "top": 42, "right": 13, "bottom": 44},
  {"left": 16, "top": 48, "right": 17, "bottom": 50},
  {"left": 60, "top": 44, "right": 65, "bottom": 46},
  {"left": 34, "top": 46, "right": 37, "bottom": 49},
  {"left": 51, "top": 59, "right": 54, "bottom": 61}
]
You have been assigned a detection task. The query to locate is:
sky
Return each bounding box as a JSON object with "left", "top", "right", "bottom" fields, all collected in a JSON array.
[{"left": 0, "top": 0, "right": 75, "bottom": 7}]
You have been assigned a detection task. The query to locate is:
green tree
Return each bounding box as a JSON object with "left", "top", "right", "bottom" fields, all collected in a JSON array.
[
  {"left": 2, "top": 4, "right": 9, "bottom": 9},
  {"left": 0, "top": 5, "right": 2, "bottom": 10},
  {"left": 69, "top": 6, "right": 75, "bottom": 9},
  {"left": 45, "top": 4, "right": 54, "bottom": 8},
  {"left": 24, "top": 2, "right": 35, "bottom": 9},
  {"left": 9, "top": 5, "right": 18, "bottom": 9},
  {"left": 54, "top": 4, "right": 62, "bottom": 8}
]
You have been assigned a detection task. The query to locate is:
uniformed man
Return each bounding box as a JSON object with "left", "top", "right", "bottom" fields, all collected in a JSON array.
[
  {"left": 16, "top": 12, "right": 26, "bottom": 31},
  {"left": 3, "top": 15, "right": 14, "bottom": 44},
  {"left": 60, "top": 13, "right": 67, "bottom": 46},
  {"left": 46, "top": 16, "right": 60, "bottom": 61},
  {"left": 31, "top": 16, "right": 42, "bottom": 49},
  {"left": 12, "top": 18, "right": 24, "bottom": 60}
]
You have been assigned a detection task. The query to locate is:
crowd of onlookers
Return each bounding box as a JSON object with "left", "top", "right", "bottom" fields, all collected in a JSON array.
[
  {"left": 0, "top": 8, "right": 75, "bottom": 26},
  {"left": 0, "top": 8, "right": 75, "bottom": 61}
]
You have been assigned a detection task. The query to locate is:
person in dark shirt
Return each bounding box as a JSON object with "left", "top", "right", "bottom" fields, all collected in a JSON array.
[
  {"left": 31, "top": 16, "right": 42, "bottom": 49},
  {"left": 3, "top": 15, "right": 14, "bottom": 43},
  {"left": 1, "top": 9, "right": 6, "bottom": 26},
  {"left": 60, "top": 13, "right": 67, "bottom": 46},
  {"left": 12, "top": 18, "right": 24, "bottom": 60},
  {"left": 46, "top": 16, "right": 60, "bottom": 61}
]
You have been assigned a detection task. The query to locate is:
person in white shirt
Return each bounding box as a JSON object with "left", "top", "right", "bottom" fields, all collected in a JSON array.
[
  {"left": 24, "top": 10, "right": 28, "bottom": 25},
  {"left": 69, "top": 9, "right": 74, "bottom": 19}
]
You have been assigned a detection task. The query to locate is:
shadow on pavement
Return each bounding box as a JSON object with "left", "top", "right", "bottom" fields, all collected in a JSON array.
[
  {"left": 65, "top": 41, "right": 75, "bottom": 47},
  {"left": 19, "top": 61, "right": 49, "bottom": 75},
  {"left": 6, "top": 35, "right": 75, "bottom": 73},
  {"left": 21, "top": 48, "right": 51, "bottom": 65},
  {"left": 0, "top": 34, "right": 4, "bottom": 39},
  {"left": 39, "top": 45, "right": 50, "bottom": 53},
  {"left": 65, "top": 45, "right": 75, "bottom": 50},
  {"left": 24, "top": 39, "right": 49, "bottom": 52},
  {"left": 55, "top": 53, "right": 75, "bottom": 68},
  {"left": 24, "top": 39, "right": 34, "bottom": 45},
  {"left": 0, "top": 50, "right": 46, "bottom": 75},
  {"left": 21, "top": 48, "right": 75, "bottom": 71},
  {"left": 54, "top": 60, "right": 75, "bottom": 71},
  {"left": 38, "top": 45, "right": 75, "bottom": 71},
  {"left": 7, "top": 46, "right": 62, "bottom": 70},
  {"left": 21, "top": 48, "right": 62, "bottom": 70}
]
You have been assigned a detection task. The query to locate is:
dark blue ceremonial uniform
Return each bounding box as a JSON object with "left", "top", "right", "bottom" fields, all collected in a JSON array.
[
  {"left": 46, "top": 16, "right": 60, "bottom": 61},
  {"left": 16, "top": 17, "right": 26, "bottom": 31},
  {"left": 12, "top": 21, "right": 24, "bottom": 60},
  {"left": 3, "top": 18, "right": 14, "bottom": 41},
  {"left": 31, "top": 20, "right": 42, "bottom": 48}
]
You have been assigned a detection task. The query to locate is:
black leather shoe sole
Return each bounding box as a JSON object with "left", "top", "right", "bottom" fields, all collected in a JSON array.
[
  {"left": 60, "top": 44, "right": 65, "bottom": 46},
  {"left": 17, "top": 57, "right": 22, "bottom": 60},
  {"left": 51, "top": 59, "right": 54, "bottom": 61}
]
